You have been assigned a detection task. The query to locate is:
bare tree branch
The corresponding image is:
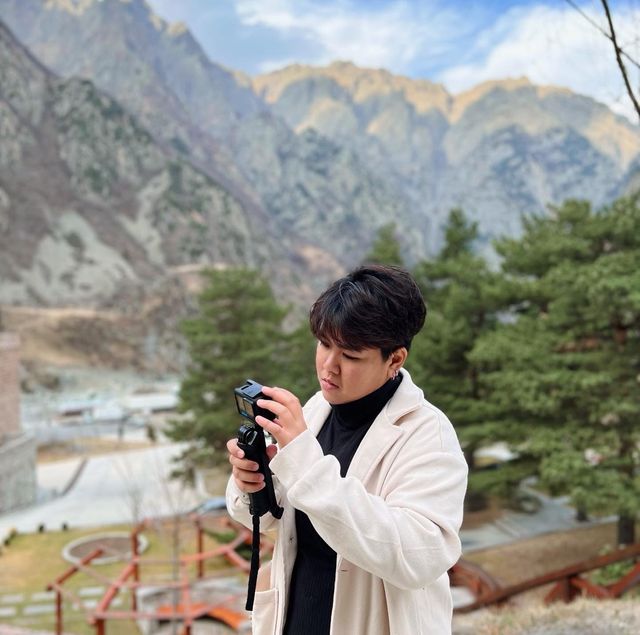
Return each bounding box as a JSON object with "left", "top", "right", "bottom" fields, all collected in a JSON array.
[
  {"left": 600, "top": 0, "right": 640, "bottom": 122},
  {"left": 564, "top": 0, "right": 640, "bottom": 71}
]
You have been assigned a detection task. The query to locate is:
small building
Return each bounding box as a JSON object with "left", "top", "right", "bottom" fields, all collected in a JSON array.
[{"left": 0, "top": 333, "right": 36, "bottom": 513}]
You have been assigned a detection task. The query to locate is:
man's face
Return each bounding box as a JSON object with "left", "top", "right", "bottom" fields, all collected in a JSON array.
[{"left": 315, "top": 339, "right": 394, "bottom": 404}]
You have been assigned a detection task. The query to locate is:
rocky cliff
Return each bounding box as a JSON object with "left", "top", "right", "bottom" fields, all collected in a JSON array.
[
  {"left": 255, "top": 62, "right": 640, "bottom": 253},
  {"left": 0, "top": 18, "right": 272, "bottom": 307}
]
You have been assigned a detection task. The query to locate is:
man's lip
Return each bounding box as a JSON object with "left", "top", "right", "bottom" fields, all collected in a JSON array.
[{"left": 321, "top": 378, "right": 339, "bottom": 389}]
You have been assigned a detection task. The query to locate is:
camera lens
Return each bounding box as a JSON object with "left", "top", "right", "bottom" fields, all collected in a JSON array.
[{"left": 243, "top": 398, "right": 254, "bottom": 417}]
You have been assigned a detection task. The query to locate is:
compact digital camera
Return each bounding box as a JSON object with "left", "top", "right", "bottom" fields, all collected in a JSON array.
[{"left": 234, "top": 379, "right": 283, "bottom": 519}]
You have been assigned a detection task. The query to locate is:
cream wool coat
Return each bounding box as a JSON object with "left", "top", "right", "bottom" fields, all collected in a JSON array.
[{"left": 226, "top": 369, "right": 468, "bottom": 635}]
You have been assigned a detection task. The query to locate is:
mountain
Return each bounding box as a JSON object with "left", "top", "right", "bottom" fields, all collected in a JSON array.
[
  {"left": 0, "top": 17, "right": 280, "bottom": 307},
  {"left": 0, "top": 15, "right": 337, "bottom": 370},
  {"left": 1, "top": 0, "right": 639, "bottom": 315},
  {"left": 0, "top": 0, "right": 417, "bottom": 274},
  {"left": 255, "top": 62, "right": 640, "bottom": 253}
]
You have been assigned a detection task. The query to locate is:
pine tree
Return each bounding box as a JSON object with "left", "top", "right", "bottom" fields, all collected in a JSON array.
[
  {"left": 363, "top": 222, "right": 404, "bottom": 266},
  {"left": 409, "top": 209, "right": 504, "bottom": 472},
  {"left": 471, "top": 197, "right": 640, "bottom": 544},
  {"left": 166, "top": 268, "right": 289, "bottom": 475},
  {"left": 280, "top": 320, "right": 319, "bottom": 404}
]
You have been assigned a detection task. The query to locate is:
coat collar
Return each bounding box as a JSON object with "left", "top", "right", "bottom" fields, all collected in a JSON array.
[{"left": 307, "top": 368, "right": 424, "bottom": 483}]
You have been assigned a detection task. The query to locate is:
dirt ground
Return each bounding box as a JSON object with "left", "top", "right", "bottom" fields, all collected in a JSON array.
[
  {"left": 463, "top": 522, "right": 628, "bottom": 590},
  {"left": 453, "top": 597, "right": 640, "bottom": 635}
]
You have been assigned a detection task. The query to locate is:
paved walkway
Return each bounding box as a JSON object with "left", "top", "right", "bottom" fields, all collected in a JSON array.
[
  {"left": 459, "top": 485, "right": 614, "bottom": 553},
  {"left": 0, "top": 443, "right": 201, "bottom": 535},
  {"left": 0, "top": 587, "right": 122, "bottom": 618}
]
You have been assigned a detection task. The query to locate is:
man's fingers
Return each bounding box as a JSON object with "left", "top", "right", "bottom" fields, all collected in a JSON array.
[
  {"left": 258, "top": 386, "right": 302, "bottom": 414},
  {"left": 265, "top": 444, "right": 278, "bottom": 460},
  {"left": 229, "top": 456, "right": 259, "bottom": 472},
  {"left": 234, "top": 466, "right": 264, "bottom": 485},
  {"left": 226, "top": 438, "right": 245, "bottom": 458},
  {"left": 256, "top": 398, "right": 287, "bottom": 418},
  {"left": 227, "top": 435, "right": 266, "bottom": 495},
  {"left": 256, "top": 414, "right": 282, "bottom": 434}
]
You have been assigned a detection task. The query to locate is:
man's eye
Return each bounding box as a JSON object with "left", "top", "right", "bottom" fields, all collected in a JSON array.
[{"left": 343, "top": 352, "right": 360, "bottom": 360}]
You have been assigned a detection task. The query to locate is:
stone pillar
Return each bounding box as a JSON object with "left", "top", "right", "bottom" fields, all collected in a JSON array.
[{"left": 0, "top": 332, "right": 20, "bottom": 441}]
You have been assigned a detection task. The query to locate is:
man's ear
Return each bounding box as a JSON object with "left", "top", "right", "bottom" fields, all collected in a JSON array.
[{"left": 390, "top": 347, "right": 408, "bottom": 372}]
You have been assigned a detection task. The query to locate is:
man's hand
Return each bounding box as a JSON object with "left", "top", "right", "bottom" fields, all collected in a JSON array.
[
  {"left": 255, "top": 385, "right": 307, "bottom": 448},
  {"left": 227, "top": 437, "right": 278, "bottom": 493}
]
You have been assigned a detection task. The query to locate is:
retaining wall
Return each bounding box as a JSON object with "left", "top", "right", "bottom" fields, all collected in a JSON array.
[{"left": 0, "top": 432, "right": 37, "bottom": 513}]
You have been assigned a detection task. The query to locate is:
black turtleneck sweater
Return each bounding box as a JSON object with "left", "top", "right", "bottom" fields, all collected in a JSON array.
[{"left": 283, "top": 374, "right": 402, "bottom": 635}]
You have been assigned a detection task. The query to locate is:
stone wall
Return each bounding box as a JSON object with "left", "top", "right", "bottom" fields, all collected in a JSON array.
[
  {"left": 0, "top": 332, "right": 20, "bottom": 440},
  {"left": 0, "top": 332, "right": 36, "bottom": 513},
  {"left": 0, "top": 432, "right": 37, "bottom": 513}
]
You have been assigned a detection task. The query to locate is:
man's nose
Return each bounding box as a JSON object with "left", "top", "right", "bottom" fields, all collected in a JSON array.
[{"left": 323, "top": 351, "right": 340, "bottom": 373}]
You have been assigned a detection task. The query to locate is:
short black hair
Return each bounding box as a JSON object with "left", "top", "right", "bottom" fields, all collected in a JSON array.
[{"left": 309, "top": 264, "right": 427, "bottom": 358}]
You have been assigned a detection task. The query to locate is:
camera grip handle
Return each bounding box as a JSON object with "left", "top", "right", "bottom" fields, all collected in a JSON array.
[{"left": 237, "top": 427, "right": 283, "bottom": 519}]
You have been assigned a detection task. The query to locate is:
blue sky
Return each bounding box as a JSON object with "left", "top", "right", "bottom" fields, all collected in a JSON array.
[{"left": 146, "top": 0, "right": 640, "bottom": 122}]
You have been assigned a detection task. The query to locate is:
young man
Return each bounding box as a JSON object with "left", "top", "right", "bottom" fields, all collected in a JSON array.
[{"left": 227, "top": 264, "right": 468, "bottom": 635}]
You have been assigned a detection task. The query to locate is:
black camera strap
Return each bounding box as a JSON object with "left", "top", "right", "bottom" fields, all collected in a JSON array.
[
  {"left": 246, "top": 513, "right": 262, "bottom": 611},
  {"left": 244, "top": 497, "right": 282, "bottom": 611}
]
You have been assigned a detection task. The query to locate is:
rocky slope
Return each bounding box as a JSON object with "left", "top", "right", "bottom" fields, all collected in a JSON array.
[
  {"left": 0, "top": 18, "right": 272, "bottom": 307},
  {"left": 0, "top": 0, "right": 415, "bottom": 274}
]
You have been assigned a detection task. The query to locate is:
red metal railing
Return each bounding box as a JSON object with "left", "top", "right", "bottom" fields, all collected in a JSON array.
[{"left": 47, "top": 514, "right": 269, "bottom": 634}]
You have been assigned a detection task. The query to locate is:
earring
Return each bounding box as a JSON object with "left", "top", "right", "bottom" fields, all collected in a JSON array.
[{"left": 392, "top": 369, "right": 399, "bottom": 380}]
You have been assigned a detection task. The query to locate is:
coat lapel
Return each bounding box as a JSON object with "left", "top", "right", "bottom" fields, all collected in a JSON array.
[
  {"left": 346, "top": 414, "right": 403, "bottom": 483},
  {"left": 347, "top": 369, "right": 424, "bottom": 484},
  {"left": 306, "top": 397, "right": 332, "bottom": 436}
]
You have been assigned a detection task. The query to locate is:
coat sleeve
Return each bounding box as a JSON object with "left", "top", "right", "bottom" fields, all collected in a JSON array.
[{"left": 268, "top": 415, "right": 468, "bottom": 590}]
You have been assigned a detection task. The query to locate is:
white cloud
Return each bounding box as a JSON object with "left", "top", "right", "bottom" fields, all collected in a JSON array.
[
  {"left": 437, "top": 3, "right": 640, "bottom": 122},
  {"left": 235, "top": 0, "right": 470, "bottom": 73}
]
